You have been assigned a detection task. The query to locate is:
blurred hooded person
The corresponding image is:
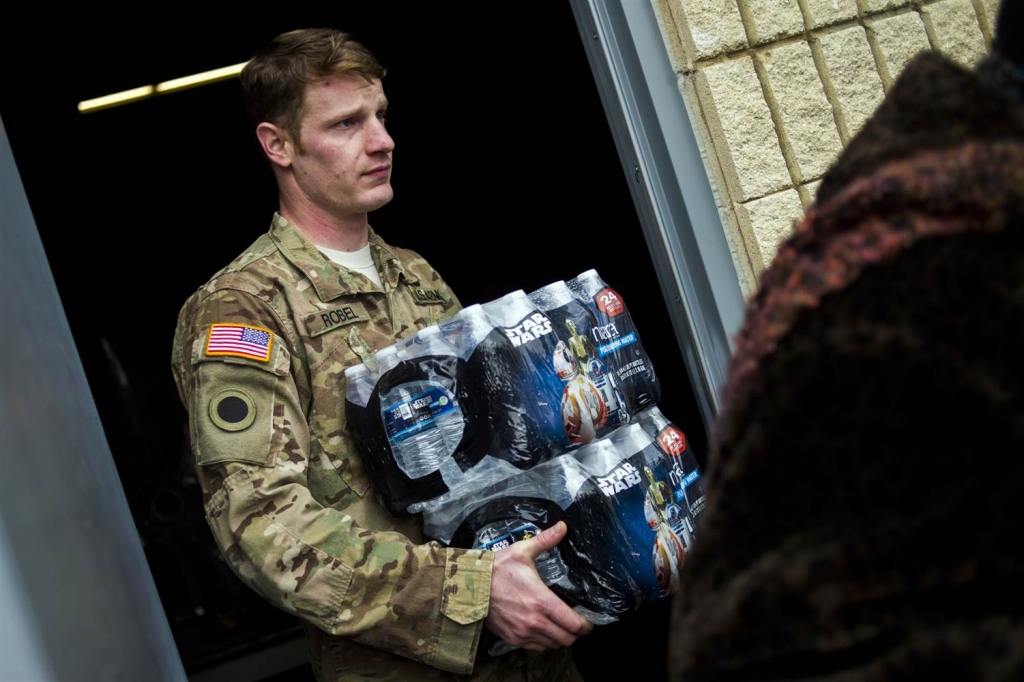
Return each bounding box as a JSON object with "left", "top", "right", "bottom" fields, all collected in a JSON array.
[{"left": 669, "top": 0, "right": 1024, "bottom": 679}]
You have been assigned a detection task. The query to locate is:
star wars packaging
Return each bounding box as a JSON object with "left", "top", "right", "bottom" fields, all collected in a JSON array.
[
  {"left": 347, "top": 270, "right": 666, "bottom": 518},
  {"left": 431, "top": 455, "right": 631, "bottom": 661},
  {"left": 566, "top": 269, "right": 661, "bottom": 416},
  {"left": 569, "top": 423, "right": 694, "bottom": 608},
  {"left": 345, "top": 321, "right": 491, "bottom": 517},
  {"left": 468, "top": 290, "right": 574, "bottom": 469},
  {"left": 635, "top": 406, "right": 707, "bottom": 528},
  {"left": 526, "top": 280, "right": 631, "bottom": 438},
  {"left": 468, "top": 279, "right": 650, "bottom": 469},
  {"left": 425, "top": 423, "right": 693, "bottom": 621},
  {"left": 417, "top": 299, "right": 595, "bottom": 513},
  {"left": 423, "top": 453, "right": 636, "bottom": 627}
]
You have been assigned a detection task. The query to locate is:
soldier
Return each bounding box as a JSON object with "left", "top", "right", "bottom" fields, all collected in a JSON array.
[{"left": 170, "top": 28, "right": 590, "bottom": 681}]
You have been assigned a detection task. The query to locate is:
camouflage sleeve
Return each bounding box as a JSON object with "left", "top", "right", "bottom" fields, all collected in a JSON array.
[{"left": 171, "top": 288, "right": 493, "bottom": 675}]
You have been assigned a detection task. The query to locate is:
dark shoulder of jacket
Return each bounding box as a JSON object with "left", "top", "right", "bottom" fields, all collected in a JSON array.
[{"left": 815, "top": 51, "right": 1024, "bottom": 206}]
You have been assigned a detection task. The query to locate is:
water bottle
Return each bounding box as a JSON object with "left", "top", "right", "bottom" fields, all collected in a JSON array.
[
  {"left": 442, "top": 304, "right": 494, "bottom": 358},
  {"left": 481, "top": 289, "right": 534, "bottom": 329},
  {"left": 404, "top": 325, "right": 465, "bottom": 461},
  {"left": 479, "top": 290, "right": 573, "bottom": 465},
  {"left": 567, "top": 269, "right": 661, "bottom": 415},
  {"left": 534, "top": 540, "right": 571, "bottom": 586},
  {"left": 374, "top": 343, "right": 402, "bottom": 372},
  {"left": 636, "top": 407, "right": 705, "bottom": 529},
  {"left": 529, "top": 279, "right": 627, "bottom": 433},
  {"left": 344, "top": 362, "right": 374, "bottom": 409},
  {"left": 438, "top": 304, "right": 485, "bottom": 359},
  {"left": 476, "top": 519, "right": 570, "bottom": 586},
  {"left": 374, "top": 343, "right": 448, "bottom": 480}
]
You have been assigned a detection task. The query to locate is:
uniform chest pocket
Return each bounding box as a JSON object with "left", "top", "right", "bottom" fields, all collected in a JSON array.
[{"left": 305, "top": 321, "right": 399, "bottom": 501}]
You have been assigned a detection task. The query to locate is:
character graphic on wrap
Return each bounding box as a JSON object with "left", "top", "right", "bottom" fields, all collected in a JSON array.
[
  {"left": 655, "top": 424, "right": 700, "bottom": 537},
  {"left": 642, "top": 465, "right": 688, "bottom": 595},
  {"left": 565, "top": 319, "right": 627, "bottom": 425},
  {"left": 553, "top": 339, "right": 607, "bottom": 444}
]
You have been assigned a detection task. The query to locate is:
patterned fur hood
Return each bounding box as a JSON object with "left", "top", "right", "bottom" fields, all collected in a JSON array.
[{"left": 669, "top": 51, "right": 1024, "bottom": 681}]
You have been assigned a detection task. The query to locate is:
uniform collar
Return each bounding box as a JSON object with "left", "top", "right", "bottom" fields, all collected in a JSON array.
[{"left": 268, "top": 213, "right": 418, "bottom": 301}]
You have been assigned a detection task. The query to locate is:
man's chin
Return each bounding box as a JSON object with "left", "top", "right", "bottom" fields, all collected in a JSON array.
[{"left": 363, "top": 186, "right": 395, "bottom": 213}]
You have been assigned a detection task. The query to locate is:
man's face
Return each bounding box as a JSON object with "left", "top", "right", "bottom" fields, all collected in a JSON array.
[{"left": 287, "top": 74, "right": 394, "bottom": 219}]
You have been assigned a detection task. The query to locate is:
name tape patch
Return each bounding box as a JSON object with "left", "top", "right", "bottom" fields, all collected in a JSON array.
[
  {"left": 305, "top": 304, "right": 369, "bottom": 336},
  {"left": 412, "top": 288, "right": 446, "bottom": 305}
]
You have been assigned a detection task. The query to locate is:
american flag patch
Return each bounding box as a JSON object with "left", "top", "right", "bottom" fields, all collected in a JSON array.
[{"left": 205, "top": 324, "right": 273, "bottom": 362}]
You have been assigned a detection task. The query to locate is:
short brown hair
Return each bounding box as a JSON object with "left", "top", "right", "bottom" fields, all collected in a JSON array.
[{"left": 240, "top": 28, "right": 386, "bottom": 142}]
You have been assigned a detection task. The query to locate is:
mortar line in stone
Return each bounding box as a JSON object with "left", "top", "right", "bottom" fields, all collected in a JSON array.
[
  {"left": 684, "top": 71, "right": 762, "bottom": 279},
  {"left": 687, "top": 72, "right": 742, "bottom": 229},
  {"left": 688, "top": 0, "right": 761, "bottom": 235},
  {"left": 915, "top": 1, "right": 943, "bottom": 53},
  {"left": 796, "top": 184, "right": 814, "bottom": 208},
  {"left": 969, "top": 0, "right": 994, "bottom": 46},
  {"left": 807, "top": 36, "right": 851, "bottom": 147},
  {"left": 685, "top": 73, "right": 738, "bottom": 234},
  {"left": 751, "top": 52, "right": 806, "bottom": 189},
  {"left": 684, "top": 4, "right": 924, "bottom": 75},
  {"left": 734, "top": 0, "right": 759, "bottom": 47},
  {"left": 732, "top": 199, "right": 768, "bottom": 274},
  {"left": 659, "top": 0, "right": 697, "bottom": 73},
  {"left": 793, "top": 0, "right": 854, "bottom": 148},
  {"left": 860, "top": 14, "right": 895, "bottom": 92},
  {"left": 694, "top": 62, "right": 798, "bottom": 206},
  {"left": 795, "top": 0, "right": 815, "bottom": 35}
]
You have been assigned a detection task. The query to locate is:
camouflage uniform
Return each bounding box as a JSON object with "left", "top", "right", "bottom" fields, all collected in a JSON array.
[{"left": 171, "top": 214, "right": 580, "bottom": 681}]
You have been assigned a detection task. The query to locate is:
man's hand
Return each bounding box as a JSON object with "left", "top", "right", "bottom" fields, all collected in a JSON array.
[{"left": 484, "top": 521, "right": 595, "bottom": 651}]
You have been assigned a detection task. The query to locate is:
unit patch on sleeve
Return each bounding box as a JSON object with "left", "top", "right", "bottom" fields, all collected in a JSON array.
[{"left": 205, "top": 324, "right": 273, "bottom": 362}]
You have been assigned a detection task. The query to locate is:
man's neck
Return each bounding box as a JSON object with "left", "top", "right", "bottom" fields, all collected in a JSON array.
[{"left": 278, "top": 198, "right": 370, "bottom": 252}]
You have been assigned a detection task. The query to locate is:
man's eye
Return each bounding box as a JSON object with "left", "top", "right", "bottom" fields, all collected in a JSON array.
[
  {"left": 376, "top": 111, "right": 388, "bottom": 125},
  {"left": 335, "top": 118, "right": 355, "bottom": 129}
]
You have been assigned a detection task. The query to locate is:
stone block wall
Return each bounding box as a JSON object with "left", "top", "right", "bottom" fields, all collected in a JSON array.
[{"left": 652, "top": 0, "right": 997, "bottom": 294}]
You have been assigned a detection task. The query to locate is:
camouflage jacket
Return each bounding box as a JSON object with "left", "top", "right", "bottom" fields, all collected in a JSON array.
[{"left": 171, "top": 214, "right": 494, "bottom": 676}]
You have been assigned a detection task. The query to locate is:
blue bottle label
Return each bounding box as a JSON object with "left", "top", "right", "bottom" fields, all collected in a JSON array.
[
  {"left": 382, "top": 385, "right": 458, "bottom": 444},
  {"left": 480, "top": 523, "right": 543, "bottom": 552}
]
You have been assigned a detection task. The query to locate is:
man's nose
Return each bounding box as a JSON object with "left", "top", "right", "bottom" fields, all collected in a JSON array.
[{"left": 368, "top": 118, "right": 394, "bottom": 155}]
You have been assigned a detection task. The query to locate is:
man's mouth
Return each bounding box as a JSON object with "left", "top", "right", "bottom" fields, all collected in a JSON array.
[{"left": 364, "top": 165, "right": 390, "bottom": 178}]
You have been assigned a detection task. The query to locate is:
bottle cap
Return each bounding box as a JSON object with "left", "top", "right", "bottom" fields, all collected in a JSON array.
[
  {"left": 482, "top": 289, "right": 532, "bottom": 327},
  {"left": 527, "top": 280, "right": 573, "bottom": 311},
  {"left": 567, "top": 269, "right": 604, "bottom": 299}
]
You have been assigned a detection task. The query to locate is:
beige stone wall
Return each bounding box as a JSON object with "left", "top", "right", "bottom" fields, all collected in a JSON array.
[{"left": 652, "top": 0, "right": 998, "bottom": 294}]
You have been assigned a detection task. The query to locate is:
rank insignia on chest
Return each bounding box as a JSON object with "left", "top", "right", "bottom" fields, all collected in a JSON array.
[{"left": 205, "top": 324, "right": 273, "bottom": 362}]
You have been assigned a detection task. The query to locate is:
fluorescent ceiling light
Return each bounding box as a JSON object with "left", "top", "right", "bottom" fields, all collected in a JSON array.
[
  {"left": 78, "top": 85, "right": 156, "bottom": 113},
  {"left": 155, "top": 61, "right": 249, "bottom": 93},
  {"left": 77, "top": 60, "right": 250, "bottom": 113}
]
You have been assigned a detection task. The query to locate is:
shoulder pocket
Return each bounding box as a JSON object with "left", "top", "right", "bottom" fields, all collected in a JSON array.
[{"left": 190, "top": 336, "right": 291, "bottom": 467}]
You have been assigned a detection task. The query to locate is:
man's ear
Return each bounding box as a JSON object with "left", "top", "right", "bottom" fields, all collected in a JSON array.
[{"left": 255, "top": 122, "right": 293, "bottom": 169}]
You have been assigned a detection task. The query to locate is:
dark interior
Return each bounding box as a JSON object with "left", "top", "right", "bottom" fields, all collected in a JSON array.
[{"left": 0, "top": 6, "right": 708, "bottom": 680}]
